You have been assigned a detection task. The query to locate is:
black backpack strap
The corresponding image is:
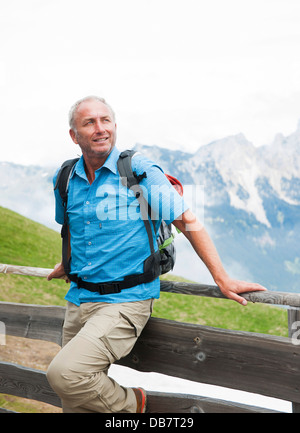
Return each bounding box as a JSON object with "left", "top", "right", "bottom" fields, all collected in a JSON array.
[
  {"left": 54, "top": 158, "right": 79, "bottom": 202},
  {"left": 117, "top": 150, "right": 156, "bottom": 255},
  {"left": 117, "top": 150, "right": 140, "bottom": 189},
  {"left": 54, "top": 158, "right": 79, "bottom": 277}
]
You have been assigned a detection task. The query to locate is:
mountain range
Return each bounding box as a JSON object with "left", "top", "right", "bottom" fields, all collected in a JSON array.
[{"left": 1, "top": 122, "right": 300, "bottom": 292}]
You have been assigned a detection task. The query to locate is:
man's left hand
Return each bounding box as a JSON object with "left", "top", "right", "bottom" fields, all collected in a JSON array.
[{"left": 217, "top": 277, "right": 267, "bottom": 306}]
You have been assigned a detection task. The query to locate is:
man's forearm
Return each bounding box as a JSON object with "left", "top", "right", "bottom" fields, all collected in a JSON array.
[
  {"left": 172, "top": 209, "right": 229, "bottom": 286},
  {"left": 172, "top": 209, "right": 267, "bottom": 305}
]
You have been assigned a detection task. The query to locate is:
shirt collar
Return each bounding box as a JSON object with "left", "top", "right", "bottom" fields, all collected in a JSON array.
[
  {"left": 73, "top": 146, "right": 120, "bottom": 180},
  {"left": 102, "top": 146, "right": 120, "bottom": 175}
]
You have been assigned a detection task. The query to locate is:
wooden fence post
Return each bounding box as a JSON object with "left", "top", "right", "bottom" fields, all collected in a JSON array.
[{"left": 288, "top": 307, "right": 300, "bottom": 413}]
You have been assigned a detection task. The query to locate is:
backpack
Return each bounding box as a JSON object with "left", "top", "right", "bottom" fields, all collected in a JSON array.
[{"left": 54, "top": 150, "right": 183, "bottom": 295}]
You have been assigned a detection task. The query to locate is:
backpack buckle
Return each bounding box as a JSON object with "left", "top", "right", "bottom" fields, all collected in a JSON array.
[{"left": 98, "top": 283, "right": 121, "bottom": 295}]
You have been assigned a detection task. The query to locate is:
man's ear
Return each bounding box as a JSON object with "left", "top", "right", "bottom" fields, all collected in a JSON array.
[{"left": 69, "top": 129, "right": 78, "bottom": 144}]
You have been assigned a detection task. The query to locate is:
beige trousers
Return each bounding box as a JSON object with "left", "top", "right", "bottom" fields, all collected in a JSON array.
[{"left": 46, "top": 299, "right": 153, "bottom": 413}]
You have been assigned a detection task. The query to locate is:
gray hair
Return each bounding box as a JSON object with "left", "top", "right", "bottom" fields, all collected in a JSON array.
[{"left": 68, "top": 96, "right": 116, "bottom": 130}]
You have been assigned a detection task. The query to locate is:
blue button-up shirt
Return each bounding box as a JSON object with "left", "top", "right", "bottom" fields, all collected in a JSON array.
[{"left": 54, "top": 146, "right": 188, "bottom": 305}]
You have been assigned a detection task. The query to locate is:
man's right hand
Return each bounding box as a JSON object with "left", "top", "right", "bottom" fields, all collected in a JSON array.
[{"left": 47, "top": 262, "right": 70, "bottom": 283}]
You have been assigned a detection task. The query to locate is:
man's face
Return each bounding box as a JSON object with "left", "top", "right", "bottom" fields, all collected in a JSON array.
[{"left": 70, "top": 99, "right": 117, "bottom": 160}]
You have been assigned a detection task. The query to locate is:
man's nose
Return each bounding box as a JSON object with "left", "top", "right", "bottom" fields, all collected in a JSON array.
[{"left": 95, "top": 119, "right": 106, "bottom": 133}]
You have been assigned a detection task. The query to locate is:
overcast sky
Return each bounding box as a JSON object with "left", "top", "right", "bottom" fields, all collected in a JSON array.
[{"left": 1, "top": 0, "right": 300, "bottom": 166}]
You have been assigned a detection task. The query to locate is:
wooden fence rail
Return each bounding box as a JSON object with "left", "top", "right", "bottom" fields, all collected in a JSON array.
[{"left": 1, "top": 279, "right": 300, "bottom": 413}]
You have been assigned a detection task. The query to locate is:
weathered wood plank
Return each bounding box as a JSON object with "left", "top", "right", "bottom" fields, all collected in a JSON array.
[
  {"left": 0, "top": 302, "right": 65, "bottom": 345},
  {"left": 160, "top": 280, "right": 300, "bottom": 307},
  {"left": 0, "top": 361, "right": 61, "bottom": 407},
  {"left": 146, "top": 391, "right": 279, "bottom": 413},
  {"left": 0, "top": 362, "right": 279, "bottom": 413},
  {"left": 0, "top": 264, "right": 64, "bottom": 280},
  {"left": 1, "top": 261, "right": 300, "bottom": 307},
  {"left": 1, "top": 300, "right": 299, "bottom": 411},
  {"left": 288, "top": 307, "right": 300, "bottom": 413},
  {"left": 1, "top": 301, "right": 300, "bottom": 405},
  {"left": 118, "top": 317, "right": 300, "bottom": 404}
]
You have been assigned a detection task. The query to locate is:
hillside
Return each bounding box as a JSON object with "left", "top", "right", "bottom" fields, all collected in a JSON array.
[
  {"left": 0, "top": 206, "right": 66, "bottom": 305},
  {"left": 0, "top": 206, "right": 288, "bottom": 336}
]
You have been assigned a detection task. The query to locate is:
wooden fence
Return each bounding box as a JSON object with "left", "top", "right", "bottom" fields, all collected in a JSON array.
[{"left": 1, "top": 279, "right": 300, "bottom": 413}]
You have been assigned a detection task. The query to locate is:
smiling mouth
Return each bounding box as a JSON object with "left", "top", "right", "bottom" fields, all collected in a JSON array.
[{"left": 92, "top": 137, "right": 109, "bottom": 143}]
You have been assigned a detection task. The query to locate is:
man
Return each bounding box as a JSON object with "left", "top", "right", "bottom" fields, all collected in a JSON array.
[{"left": 46, "top": 96, "right": 266, "bottom": 413}]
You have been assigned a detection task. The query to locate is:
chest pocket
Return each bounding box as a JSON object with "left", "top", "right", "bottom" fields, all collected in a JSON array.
[{"left": 95, "top": 183, "right": 141, "bottom": 234}]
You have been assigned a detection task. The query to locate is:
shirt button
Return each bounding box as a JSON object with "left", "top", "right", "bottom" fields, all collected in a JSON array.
[
  {"left": 83, "top": 276, "right": 87, "bottom": 280},
  {"left": 87, "top": 221, "right": 90, "bottom": 224},
  {"left": 86, "top": 201, "right": 90, "bottom": 205},
  {"left": 88, "top": 262, "right": 92, "bottom": 266},
  {"left": 88, "top": 241, "right": 92, "bottom": 245}
]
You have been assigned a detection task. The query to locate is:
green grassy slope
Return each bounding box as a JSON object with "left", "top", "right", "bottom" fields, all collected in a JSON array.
[
  {"left": 0, "top": 206, "right": 67, "bottom": 305},
  {"left": 0, "top": 206, "right": 288, "bottom": 336}
]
